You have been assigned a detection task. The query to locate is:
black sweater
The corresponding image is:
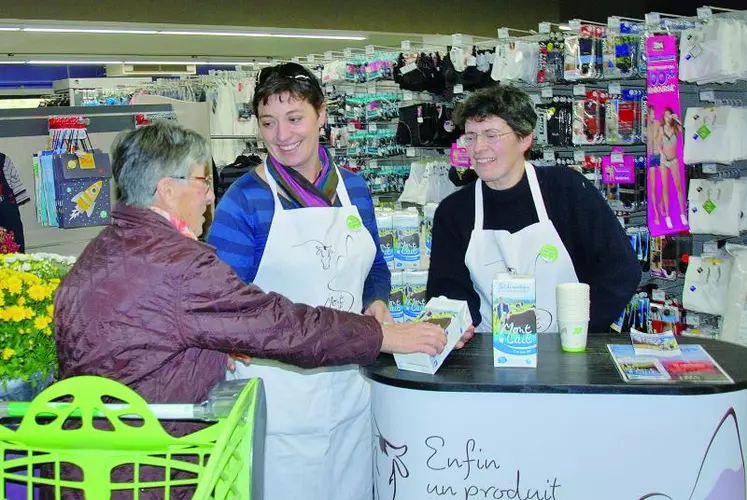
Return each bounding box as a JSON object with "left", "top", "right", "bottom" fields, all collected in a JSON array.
[{"left": 426, "top": 166, "right": 641, "bottom": 332}]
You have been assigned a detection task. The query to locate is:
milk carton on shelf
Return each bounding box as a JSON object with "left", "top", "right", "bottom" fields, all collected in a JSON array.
[
  {"left": 394, "top": 297, "right": 472, "bottom": 374},
  {"left": 393, "top": 208, "right": 421, "bottom": 270},
  {"left": 375, "top": 208, "right": 395, "bottom": 271},
  {"left": 388, "top": 271, "right": 405, "bottom": 323},
  {"left": 492, "top": 273, "right": 537, "bottom": 368}
]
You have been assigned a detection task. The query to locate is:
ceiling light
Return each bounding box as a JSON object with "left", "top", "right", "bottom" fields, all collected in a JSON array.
[
  {"left": 558, "top": 25, "right": 572, "bottom": 31},
  {"left": 272, "top": 33, "right": 366, "bottom": 40},
  {"left": 207, "top": 62, "right": 254, "bottom": 66},
  {"left": 123, "top": 61, "right": 205, "bottom": 65},
  {"left": 0, "top": 60, "right": 25, "bottom": 64},
  {"left": 23, "top": 27, "right": 158, "bottom": 34},
  {"left": 28, "top": 60, "right": 124, "bottom": 64},
  {"left": 158, "top": 30, "right": 268, "bottom": 37},
  {"left": 0, "top": 27, "right": 21, "bottom": 32}
]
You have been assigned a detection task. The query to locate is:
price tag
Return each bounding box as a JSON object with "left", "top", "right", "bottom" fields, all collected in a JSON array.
[
  {"left": 365, "top": 45, "right": 375, "bottom": 56},
  {"left": 541, "top": 87, "right": 553, "bottom": 98},
  {"left": 497, "top": 27, "right": 510, "bottom": 40},
  {"left": 573, "top": 84, "right": 586, "bottom": 96},
  {"left": 452, "top": 33, "right": 463, "bottom": 46},
  {"left": 569, "top": 19, "right": 581, "bottom": 32},
  {"left": 702, "top": 163, "right": 718, "bottom": 173},
  {"left": 402, "top": 90, "right": 414, "bottom": 101},
  {"left": 406, "top": 147, "right": 416, "bottom": 157},
  {"left": 401, "top": 40, "right": 411, "bottom": 50},
  {"left": 703, "top": 241, "right": 719, "bottom": 255},
  {"left": 608, "top": 82, "right": 622, "bottom": 95},
  {"left": 291, "top": 56, "right": 300, "bottom": 63},
  {"left": 645, "top": 12, "right": 661, "bottom": 26},
  {"left": 573, "top": 150, "right": 586, "bottom": 162},
  {"left": 78, "top": 152, "right": 96, "bottom": 169},
  {"left": 529, "top": 94, "right": 542, "bottom": 105},
  {"left": 324, "top": 51, "right": 333, "bottom": 61},
  {"left": 369, "top": 159, "right": 379, "bottom": 169},
  {"left": 543, "top": 150, "right": 555, "bottom": 161},
  {"left": 611, "top": 151, "right": 624, "bottom": 163},
  {"left": 306, "top": 54, "right": 315, "bottom": 63},
  {"left": 453, "top": 84, "right": 464, "bottom": 94},
  {"left": 538, "top": 22, "right": 551, "bottom": 34},
  {"left": 368, "top": 123, "right": 378, "bottom": 132},
  {"left": 607, "top": 16, "right": 621, "bottom": 31},
  {"left": 344, "top": 48, "right": 352, "bottom": 58},
  {"left": 697, "top": 7, "right": 713, "bottom": 20},
  {"left": 400, "top": 62, "right": 417, "bottom": 75},
  {"left": 652, "top": 289, "right": 666, "bottom": 302},
  {"left": 699, "top": 90, "right": 715, "bottom": 102}
]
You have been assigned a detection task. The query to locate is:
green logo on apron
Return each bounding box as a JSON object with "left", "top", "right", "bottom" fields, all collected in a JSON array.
[
  {"left": 539, "top": 244, "right": 559, "bottom": 262},
  {"left": 703, "top": 199, "right": 716, "bottom": 214},
  {"left": 696, "top": 124, "right": 712, "bottom": 140},
  {"left": 346, "top": 215, "right": 363, "bottom": 230}
]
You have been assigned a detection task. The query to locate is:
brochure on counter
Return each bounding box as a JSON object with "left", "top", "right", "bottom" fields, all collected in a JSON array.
[{"left": 607, "top": 344, "right": 734, "bottom": 384}]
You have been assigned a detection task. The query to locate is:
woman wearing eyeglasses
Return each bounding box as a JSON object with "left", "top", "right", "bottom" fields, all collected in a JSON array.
[
  {"left": 426, "top": 85, "right": 640, "bottom": 335},
  {"left": 209, "top": 62, "right": 474, "bottom": 500}
]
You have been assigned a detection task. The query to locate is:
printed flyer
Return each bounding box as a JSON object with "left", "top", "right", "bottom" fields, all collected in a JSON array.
[
  {"left": 608, "top": 344, "right": 733, "bottom": 384},
  {"left": 646, "top": 35, "right": 690, "bottom": 236}
]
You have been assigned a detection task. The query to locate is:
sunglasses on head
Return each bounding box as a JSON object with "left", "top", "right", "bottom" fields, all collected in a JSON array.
[{"left": 258, "top": 63, "right": 321, "bottom": 90}]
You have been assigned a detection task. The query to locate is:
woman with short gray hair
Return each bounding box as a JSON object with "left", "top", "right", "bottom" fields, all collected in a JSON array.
[
  {"left": 427, "top": 84, "right": 641, "bottom": 336},
  {"left": 55, "top": 120, "right": 456, "bottom": 499}
]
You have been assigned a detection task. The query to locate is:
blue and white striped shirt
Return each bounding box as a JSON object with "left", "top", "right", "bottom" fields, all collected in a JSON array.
[{"left": 208, "top": 166, "right": 391, "bottom": 310}]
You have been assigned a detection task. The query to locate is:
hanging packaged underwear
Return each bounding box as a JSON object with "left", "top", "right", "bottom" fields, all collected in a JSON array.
[
  {"left": 396, "top": 104, "right": 439, "bottom": 147},
  {"left": 683, "top": 253, "right": 733, "bottom": 316}
]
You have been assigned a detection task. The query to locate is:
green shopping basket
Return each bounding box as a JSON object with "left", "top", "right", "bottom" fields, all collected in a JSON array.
[{"left": 0, "top": 375, "right": 266, "bottom": 499}]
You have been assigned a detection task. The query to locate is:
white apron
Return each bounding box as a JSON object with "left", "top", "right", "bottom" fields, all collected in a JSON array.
[
  {"left": 228, "top": 162, "right": 376, "bottom": 500},
  {"left": 465, "top": 162, "right": 579, "bottom": 333}
]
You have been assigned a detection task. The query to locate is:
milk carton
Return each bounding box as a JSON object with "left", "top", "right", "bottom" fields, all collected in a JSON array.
[
  {"left": 393, "top": 209, "right": 421, "bottom": 270},
  {"left": 492, "top": 273, "right": 537, "bottom": 368},
  {"left": 394, "top": 297, "right": 472, "bottom": 374},
  {"left": 388, "top": 271, "right": 405, "bottom": 323},
  {"left": 403, "top": 270, "right": 428, "bottom": 322},
  {"left": 423, "top": 203, "right": 438, "bottom": 258},
  {"left": 376, "top": 209, "right": 395, "bottom": 271}
]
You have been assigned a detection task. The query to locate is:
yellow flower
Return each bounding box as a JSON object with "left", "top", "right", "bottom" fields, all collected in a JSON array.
[
  {"left": 2, "top": 347, "right": 15, "bottom": 361},
  {"left": 27, "top": 284, "right": 48, "bottom": 302},
  {"left": 43, "top": 328, "right": 52, "bottom": 336},
  {"left": 16, "top": 297, "right": 25, "bottom": 306},
  {"left": 47, "top": 303, "right": 54, "bottom": 317},
  {"left": 34, "top": 316, "right": 51, "bottom": 330},
  {"left": 6, "top": 276, "right": 22, "bottom": 295},
  {"left": 0, "top": 291, "right": 4, "bottom": 307}
]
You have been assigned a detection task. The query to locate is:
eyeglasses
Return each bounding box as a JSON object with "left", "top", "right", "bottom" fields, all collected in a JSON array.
[
  {"left": 172, "top": 175, "right": 213, "bottom": 194},
  {"left": 462, "top": 130, "right": 516, "bottom": 147},
  {"left": 257, "top": 63, "right": 322, "bottom": 92}
]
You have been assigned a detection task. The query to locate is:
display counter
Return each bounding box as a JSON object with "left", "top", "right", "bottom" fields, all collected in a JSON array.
[{"left": 362, "top": 333, "right": 747, "bottom": 500}]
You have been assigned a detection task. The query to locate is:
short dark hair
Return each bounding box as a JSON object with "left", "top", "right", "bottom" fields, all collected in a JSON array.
[
  {"left": 454, "top": 85, "right": 537, "bottom": 137},
  {"left": 253, "top": 63, "right": 325, "bottom": 115}
]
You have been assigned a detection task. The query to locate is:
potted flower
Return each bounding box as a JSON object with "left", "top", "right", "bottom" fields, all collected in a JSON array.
[{"left": 0, "top": 252, "right": 76, "bottom": 401}]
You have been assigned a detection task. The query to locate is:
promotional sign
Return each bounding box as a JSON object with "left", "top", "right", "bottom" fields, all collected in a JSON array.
[
  {"left": 372, "top": 384, "right": 746, "bottom": 500},
  {"left": 646, "top": 35, "right": 689, "bottom": 236}
]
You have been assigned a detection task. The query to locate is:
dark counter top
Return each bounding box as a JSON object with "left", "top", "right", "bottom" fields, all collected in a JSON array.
[{"left": 361, "top": 333, "right": 747, "bottom": 395}]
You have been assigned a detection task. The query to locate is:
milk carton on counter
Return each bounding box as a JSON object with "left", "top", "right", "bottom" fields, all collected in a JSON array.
[
  {"left": 394, "top": 297, "right": 472, "bottom": 374},
  {"left": 492, "top": 273, "right": 537, "bottom": 368}
]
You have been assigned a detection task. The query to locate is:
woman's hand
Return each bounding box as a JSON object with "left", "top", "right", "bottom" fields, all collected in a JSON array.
[
  {"left": 226, "top": 353, "right": 253, "bottom": 372},
  {"left": 364, "top": 299, "right": 394, "bottom": 324},
  {"left": 454, "top": 325, "right": 475, "bottom": 350}
]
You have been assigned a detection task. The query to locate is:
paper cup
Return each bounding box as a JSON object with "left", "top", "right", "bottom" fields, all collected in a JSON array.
[{"left": 559, "top": 320, "right": 588, "bottom": 352}]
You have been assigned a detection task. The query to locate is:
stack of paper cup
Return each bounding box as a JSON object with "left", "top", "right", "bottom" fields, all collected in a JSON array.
[{"left": 556, "top": 283, "right": 590, "bottom": 352}]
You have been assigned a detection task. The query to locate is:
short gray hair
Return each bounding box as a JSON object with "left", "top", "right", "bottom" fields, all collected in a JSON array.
[
  {"left": 454, "top": 85, "right": 537, "bottom": 137},
  {"left": 111, "top": 121, "right": 211, "bottom": 208}
]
